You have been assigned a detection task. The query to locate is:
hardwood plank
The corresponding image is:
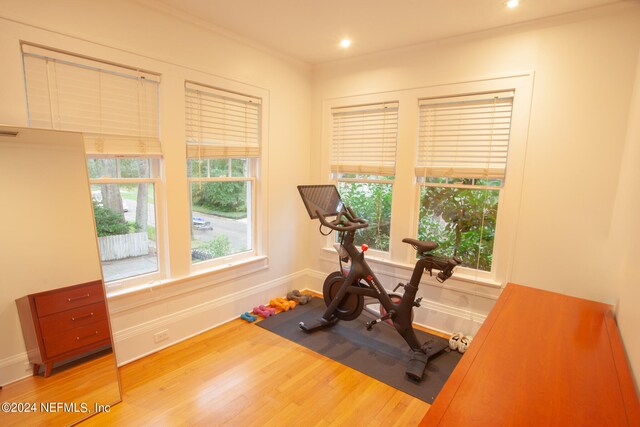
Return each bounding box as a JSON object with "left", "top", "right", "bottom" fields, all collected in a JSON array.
[
  {"left": 0, "top": 351, "right": 121, "bottom": 427},
  {"left": 81, "top": 306, "right": 434, "bottom": 426}
]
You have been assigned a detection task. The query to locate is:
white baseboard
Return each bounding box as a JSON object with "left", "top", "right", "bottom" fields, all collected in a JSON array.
[
  {"left": 1, "top": 270, "right": 309, "bottom": 384},
  {"left": 0, "top": 352, "right": 32, "bottom": 387},
  {"left": 112, "top": 269, "right": 308, "bottom": 366}
]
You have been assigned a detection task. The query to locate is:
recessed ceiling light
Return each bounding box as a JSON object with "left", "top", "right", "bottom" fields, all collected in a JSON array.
[
  {"left": 506, "top": 0, "right": 519, "bottom": 8},
  {"left": 339, "top": 38, "right": 352, "bottom": 48}
]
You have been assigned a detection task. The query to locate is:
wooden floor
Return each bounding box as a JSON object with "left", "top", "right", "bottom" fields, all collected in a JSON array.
[
  {"left": 0, "top": 350, "right": 121, "bottom": 426},
  {"left": 82, "top": 315, "right": 434, "bottom": 426}
]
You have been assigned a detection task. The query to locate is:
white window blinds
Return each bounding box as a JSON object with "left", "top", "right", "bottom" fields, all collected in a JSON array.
[
  {"left": 331, "top": 102, "right": 399, "bottom": 176},
  {"left": 416, "top": 91, "right": 514, "bottom": 180},
  {"left": 185, "top": 82, "right": 261, "bottom": 159},
  {"left": 21, "top": 44, "right": 161, "bottom": 156}
]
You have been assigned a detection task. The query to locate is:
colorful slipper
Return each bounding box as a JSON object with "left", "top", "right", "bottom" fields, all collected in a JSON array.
[{"left": 240, "top": 312, "right": 257, "bottom": 322}]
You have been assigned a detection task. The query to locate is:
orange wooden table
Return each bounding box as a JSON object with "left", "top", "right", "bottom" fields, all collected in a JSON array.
[{"left": 421, "top": 283, "right": 640, "bottom": 426}]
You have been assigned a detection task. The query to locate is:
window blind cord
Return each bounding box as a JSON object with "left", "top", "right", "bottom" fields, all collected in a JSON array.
[
  {"left": 44, "top": 59, "right": 56, "bottom": 129},
  {"left": 197, "top": 90, "right": 203, "bottom": 189},
  {"left": 53, "top": 60, "right": 61, "bottom": 129},
  {"left": 137, "top": 72, "right": 144, "bottom": 154},
  {"left": 98, "top": 70, "right": 104, "bottom": 154}
]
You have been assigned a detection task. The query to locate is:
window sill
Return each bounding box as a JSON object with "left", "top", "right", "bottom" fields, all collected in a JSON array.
[{"left": 106, "top": 255, "right": 269, "bottom": 301}]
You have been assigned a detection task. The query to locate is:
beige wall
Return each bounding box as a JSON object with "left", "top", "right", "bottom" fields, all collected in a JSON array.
[
  {"left": 312, "top": 4, "right": 640, "bottom": 304},
  {"left": 609, "top": 46, "right": 640, "bottom": 390},
  {"left": 0, "top": 0, "right": 312, "bottom": 382}
]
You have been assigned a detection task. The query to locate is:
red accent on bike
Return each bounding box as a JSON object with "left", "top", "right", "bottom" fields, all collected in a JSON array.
[
  {"left": 361, "top": 244, "right": 369, "bottom": 252},
  {"left": 367, "top": 275, "right": 373, "bottom": 281}
]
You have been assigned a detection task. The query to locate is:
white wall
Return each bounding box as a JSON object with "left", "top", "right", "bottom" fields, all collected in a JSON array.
[
  {"left": 0, "top": 0, "right": 312, "bottom": 381},
  {"left": 609, "top": 47, "right": 640, "bottom": 390},
  {"left": 310, "top": 4, "right": 640, "bottom": 341}
]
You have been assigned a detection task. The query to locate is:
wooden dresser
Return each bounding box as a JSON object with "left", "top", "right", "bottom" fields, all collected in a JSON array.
[
  {"left": 420, "top": 283, "right": 640, "bottom": 426},
  {"left": 15, "top": 280, "right": 112, "bottom": 377}
]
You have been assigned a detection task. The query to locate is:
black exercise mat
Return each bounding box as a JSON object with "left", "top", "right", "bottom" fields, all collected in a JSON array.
[{"left": 257, "top": 297, "right": 462, "bottom": 403}]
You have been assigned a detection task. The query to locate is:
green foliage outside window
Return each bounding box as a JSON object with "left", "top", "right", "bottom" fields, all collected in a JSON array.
[
  {"left": 201, "top": 235, "right": 231, "bottom": 258},
  {"left": 189, "top": 159, "right": 248, "bottom": 218},
  {"left": 336, "top": 176, "right": 500, "bottom": 270},
  {"left": 93, "top": 201, "right": 140, "bottom": 237},
  {"left": 191, "top": 182, "right": 247, "bottom": 216},
  {"left": 418, "top": 185, "right": 499, "bottom": 272},
  {"left": 338, "top": 180, "right": 392, "bottom": 251}
]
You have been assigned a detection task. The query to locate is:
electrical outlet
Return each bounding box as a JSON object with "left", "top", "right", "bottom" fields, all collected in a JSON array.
[{"left": 153, "top": 329, "right": 169, "bottom": 343}]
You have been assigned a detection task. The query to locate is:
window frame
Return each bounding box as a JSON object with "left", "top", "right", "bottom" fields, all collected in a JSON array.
[
  {"left": 411, "top": 75, "right": 533, "bottom": 285},
  {"left": 184, "top": 80, "right": 268, "bottom": 272},
  {"left": 21, "top": 44, "right": 168, "bottom": 293},
  {"left": 88, "top": 157, "right": 166, "bottom": 293},
  {"left": 326, "top": 99, "right": 400, "bottom": 257},
  {"left": 321, "top": 73, "right": 533, "bottom": 287},
  {"left": 333, "top": 174, "right": 395, "bottom": 258},
  {"left": 188, "top": 158, "right": 258, "bottom": 269},
  {"left": 415, "top": 178, "right": 503, "bottom": 282}
]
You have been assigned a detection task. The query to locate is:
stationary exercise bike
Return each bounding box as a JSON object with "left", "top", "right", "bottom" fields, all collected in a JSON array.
[{"left": 297, "top": 185, "right": 462, "bottom": 382}]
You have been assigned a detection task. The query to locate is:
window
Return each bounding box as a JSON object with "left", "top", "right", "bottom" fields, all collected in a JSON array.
[
  {"left": 21, "top": 43, "right": 163, "bottom": 284},
  {"left": 322, "top": 76, "right": 531, "bottom": 285},
  {"left": 185, "top": 82, "right": 261, "bottom": 264},
  {"left": 88, "top": 158, "right": 161, "bottom": 281},
  {"left": 416, "top": 92, "right": 514, "bottom": 273},
  {"left": 331, "top": 102, "right": 398, "bottom": 252}
]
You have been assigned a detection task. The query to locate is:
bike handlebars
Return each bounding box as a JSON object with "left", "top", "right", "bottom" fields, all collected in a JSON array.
[{"left": 316, "top": 206, "right": 369, "bottom": 233}]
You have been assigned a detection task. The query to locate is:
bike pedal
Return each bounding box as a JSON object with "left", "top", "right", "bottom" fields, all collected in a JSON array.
[{"left": 365, "top": 320, "right": 377, "bottom": 330}]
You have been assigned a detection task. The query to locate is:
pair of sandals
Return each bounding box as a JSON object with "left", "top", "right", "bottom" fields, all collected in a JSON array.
[
  {"left": 287, "top": 290, "right": 313, "bottom": 305},
  {"left": 449, "top": 332, "right": 473, "bottom": 353},
  {"left": 253, "top": 305, "right": 276, "bottom": 318}
]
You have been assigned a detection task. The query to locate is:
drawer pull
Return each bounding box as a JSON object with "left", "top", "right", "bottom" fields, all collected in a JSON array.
[
  {"left": 67, "top": 293, "right": 90, "bottom": 302},
  {"left": 71, "top": 312, "right": 94, "bottom": 321},
  {"left": 76, "top": 331, "right": 99, "bottom": 341}
]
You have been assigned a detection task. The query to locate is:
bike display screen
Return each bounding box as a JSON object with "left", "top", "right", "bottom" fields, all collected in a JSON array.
[{"left": 298, "top": 185, "right": 344, "bottom": 219}]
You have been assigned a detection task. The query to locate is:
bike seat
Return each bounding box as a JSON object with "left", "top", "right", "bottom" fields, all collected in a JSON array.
[{"left": 402, "top": 238, "right": 438, "bottom": 254}]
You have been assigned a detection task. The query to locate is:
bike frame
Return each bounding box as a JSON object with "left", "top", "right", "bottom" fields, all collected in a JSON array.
[{"left": 323, "top": 230, "right": 429, "bottom": 352}]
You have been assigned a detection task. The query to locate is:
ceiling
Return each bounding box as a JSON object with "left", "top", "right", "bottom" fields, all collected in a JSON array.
[{"left": 152, "top": 0, "right": 624, "bottom": 64}]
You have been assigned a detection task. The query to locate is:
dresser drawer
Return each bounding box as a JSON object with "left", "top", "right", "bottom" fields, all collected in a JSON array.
[
  {"left": 34, "top": 282, "right": 104, "bottom": 317},
  {"left": 39, "top": 302, "right": 108, "bottom": 338},
  {"left": 43, "top": 320, "right": 111, "bottom": 358}
]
